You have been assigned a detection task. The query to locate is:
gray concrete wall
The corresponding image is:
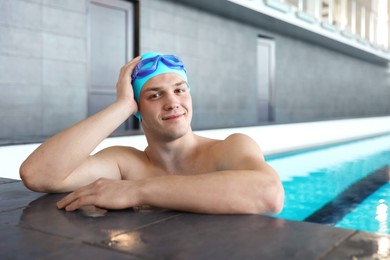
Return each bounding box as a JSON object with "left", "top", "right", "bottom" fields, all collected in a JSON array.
[
  {"left": 1, "top": 0, "right": 389, "bottom": 143},
  {"left": 140, "top": 0, "right": 259, "bottom": 129},
  {"left": 141, "top": 0, "right": 390, "bottom": 129},
  {"left": 0, "top": 0, "right": 88, "bottom": 143},
  {"left": 275, "top": 37, "right": 390, "bottom": 122}
]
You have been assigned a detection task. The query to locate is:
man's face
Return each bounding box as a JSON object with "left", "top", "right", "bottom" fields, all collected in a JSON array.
[{"left": 139, "top": 73, "right": 192, "bottom": 141}]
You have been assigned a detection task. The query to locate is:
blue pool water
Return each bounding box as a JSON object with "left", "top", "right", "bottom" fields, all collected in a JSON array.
[
  {"left": 266, "top": 134, "right": 390, "bottom": 234},
  {"left": 336, "top": 182, "right": 390, "bottom": 234}
]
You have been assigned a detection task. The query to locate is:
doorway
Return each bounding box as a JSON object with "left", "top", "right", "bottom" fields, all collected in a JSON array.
[
  {"left": 88, "top": 0, "right": 136, "bottom": 132},
  {"left": 257, "top": 36, "right": 275, "bottom": 122}
]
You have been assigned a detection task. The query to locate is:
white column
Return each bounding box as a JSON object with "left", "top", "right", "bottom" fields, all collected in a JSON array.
[
  {"left": 340, "top": 0, "right": 346, "bottom": 30},
  {"left": 314, "top": 0, "right": 321, "bottom": 20},
  {"left": 361, "top": 6, "right": 366, "bottom": 39},
  {"left": 328, "top": 0, "right": 333, "bottom": 24},
  {"left": 298, "top": 0, "right": 303, "bottom": 12},
  {"left": 351, "top": 0, "right": 356, "bottom": 34}
]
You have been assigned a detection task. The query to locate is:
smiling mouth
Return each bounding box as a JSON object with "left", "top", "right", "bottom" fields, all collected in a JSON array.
[{"left": 162, "top": 113, "right": 185, "bottom": 120}]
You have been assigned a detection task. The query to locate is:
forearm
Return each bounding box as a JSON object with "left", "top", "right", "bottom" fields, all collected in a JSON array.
[
  {"left": 20, "top": 101, "right": 133, "bottom": 185},
  {"left": 138, "top": 170, "right": 284, "bottom": 215}
]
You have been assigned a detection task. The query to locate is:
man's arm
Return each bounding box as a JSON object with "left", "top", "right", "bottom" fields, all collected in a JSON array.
[
  {"left": 57, "top": 134, "right": 284, "bottom": 214},
  {"left": 20, "top": 57, "right": 141, "bottom": 192}
]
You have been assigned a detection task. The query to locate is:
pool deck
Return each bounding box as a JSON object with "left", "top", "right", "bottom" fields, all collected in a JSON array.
[{"left": 2, "top": 177, "right": 390, "bottom": 259}]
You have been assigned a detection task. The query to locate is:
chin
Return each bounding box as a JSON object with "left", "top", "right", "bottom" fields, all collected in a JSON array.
[{"left": 162, "top": 126, "right": 190, "bottom": 141}]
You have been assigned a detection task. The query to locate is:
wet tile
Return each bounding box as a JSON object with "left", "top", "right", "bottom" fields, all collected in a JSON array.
[
  {"left": 0, "top": 223, "right": 72, "bottom": 259},
  {"left": 2, "top": 179, "right": 374, "bottom": 259},
  {"left": 48, "top": 245, "right": 140, "bottom": 260},
  {"left": 0, "top": 177, "right": 19, "bottom": 184},
  {"left": 0, "top": 207, "right": 24, "bottom": 225},
  {"left": 323, "top": 231, "right": 390, "bottom": 259},
  {"left": 18, "top": 193, "right": 181, "bottom": 244},
  {"left": 0, "top": 182, "right": 44, "bottom": 212},
  {"left": 105, "top": 214, "right": 354, "bottom": 259},
  {"left": 0, "top": 223, "right": 139, "bottom": 259}
]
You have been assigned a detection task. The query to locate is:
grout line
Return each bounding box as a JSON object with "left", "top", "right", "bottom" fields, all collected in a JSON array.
[
  {"left": 81, "top": 240, "right": 152, "bottom": 260},
  {"left": 16, "top": 224, "right": 150, "bottom": 259},
  {"left": 317, "top": 230, "right": 358, "bottom": 259},
  {"left": 132, "top": 213, "right": 183, "bottom": 231},
  {"left": 0, "top": 206, "right": 25, "bottom": 215},
  {"left": 107, "top": 213, "right": 183, "bottom": 240},
  {"left": 99, "top": 213, "right": 183, "bottom": 242}
]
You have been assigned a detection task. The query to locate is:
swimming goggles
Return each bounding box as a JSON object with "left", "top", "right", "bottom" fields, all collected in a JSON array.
[{"left": 131, "top": 54, "right": 186, "bottom": 80}]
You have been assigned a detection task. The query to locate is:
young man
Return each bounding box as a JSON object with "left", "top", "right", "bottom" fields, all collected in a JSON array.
[{"left": 20, "top": 52, "right": 284, "bottom": 214}]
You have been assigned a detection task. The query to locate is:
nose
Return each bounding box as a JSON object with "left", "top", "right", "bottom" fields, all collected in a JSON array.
[{"left": 163, "top": 92, "right": 180, "bottom": 111}]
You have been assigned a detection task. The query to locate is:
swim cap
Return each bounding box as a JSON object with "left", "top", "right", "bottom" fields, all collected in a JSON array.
[{"left": 131, "top": 52, "right": 189, "bottom": 120}]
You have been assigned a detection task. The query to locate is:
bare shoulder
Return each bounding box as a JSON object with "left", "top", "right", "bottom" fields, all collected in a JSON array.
[
  {"left": 220, "top": 133, "right": 263, "bottom": 156},
  {"left": 93, "top": 145, "right": 149, "bottom": 179},
  {"left": 93, "top": 145, "right": 144, "bottom": 161},
  {"left": 210, "top": 133, "right": 265, "bottom": 170}
]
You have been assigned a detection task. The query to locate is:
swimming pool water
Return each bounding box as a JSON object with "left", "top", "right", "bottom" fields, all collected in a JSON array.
[
  {"left": 336, "top": 182, "right": 390, "bottom": 234},
  {"left": 266, "top": 134, "right": 390, "bottom": 234}
]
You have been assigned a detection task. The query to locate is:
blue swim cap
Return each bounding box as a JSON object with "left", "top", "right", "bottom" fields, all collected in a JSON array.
[{"left": 131, "top": 52, "right": 189, "bottom": 120}]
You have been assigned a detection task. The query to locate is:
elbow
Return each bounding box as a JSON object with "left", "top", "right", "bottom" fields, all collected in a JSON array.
[
  {"left": 19, "top": 161, "right": 45, "bottom": 192},
  {"left": 266, "top": 181, "right": 284, "bottom": 215},
  {"left": 251, "top": 178, "right": 285, "bottom": 215}
]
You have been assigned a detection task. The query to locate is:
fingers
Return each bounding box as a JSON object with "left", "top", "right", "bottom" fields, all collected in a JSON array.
[
  {"left": 56, "top": 178, "right": 110, "bottom": 211},
  {"left": 115, "top": 56, "right": 142, "bottom": 111},
  {"left": 57, "top": 193, "right": 94, "bottom": 211},
  {"left": 56, "top": 179, "right": 137, "bottom": 212},
  {"left": 61, "top": 195, "right": 95, "bottom": 211},
  {"left": 116, "top": 56, "right": 141, "bottom": 91},
  {"left": 128, "top": 55, "right": 142, "bottom": 66},
  {"left": 57, "top": 187, "right": 94, "bottom": 211},
  {"left": 119, "top": 56, "right": 142, "bottom": 78}
]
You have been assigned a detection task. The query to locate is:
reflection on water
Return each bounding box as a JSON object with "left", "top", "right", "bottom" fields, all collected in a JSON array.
[
  {"left": 336, "top": 181, "right": 390, "bottom": 234},
  {"left": 377, "top": 236, "right": 390, "bottom": 259},
  {"left": 375, "top": 199, "right": 390, "bottom": 259},
  {"left": 79, "top": 205, "right": 108, "bottom": 217},
  {"left": 18, "top": 193, "right": 174, "bottom": 246},
  {"left": 107, "top": 231, "right": 143, "bottom": 250},
  {"left": 376, "top": 199, "right": 388, "bottom": 234}
]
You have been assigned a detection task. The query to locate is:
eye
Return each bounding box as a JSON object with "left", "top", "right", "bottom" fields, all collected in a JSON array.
[
  {"left": 148, "top": 92, "right": 161, "bottom": 99},
  {"left": 175, "top": 88, "right": 186, "bottom": 94}
]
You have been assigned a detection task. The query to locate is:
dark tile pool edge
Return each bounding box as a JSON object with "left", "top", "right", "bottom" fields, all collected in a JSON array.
[
  {"left": 0, "top": 177, "right": 20, "bottom": 184},
  {"left": 316, "top": 230, "right": 359, "bottom": 259},
  {"left": 3, "top": 178, "right": 390, "bottom": 259},
  {"left": 320, "top": 230, "right": 390, "bottom": 259}
]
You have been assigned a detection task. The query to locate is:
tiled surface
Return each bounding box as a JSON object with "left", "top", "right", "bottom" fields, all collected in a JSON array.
[
  {"left": 0, "top": 181, "right": 44, "bottom": 212},
  {"left": 323, "top": 231, "right": 390, "bottom": 259},
  {"left": 1, "top": 179, "right": 390, "bottom": 259},
  {"left": 0, "top": 223, "right": 135, "bottom": 260},
  {"left": 104, "top": 214, "right": 353, "bottom": 259},
  {"left": 16, "top": 193, "right": 181, "bottom": 244},
  {"left": 0, "top": 177, "right": 19, "bottom": 184}
]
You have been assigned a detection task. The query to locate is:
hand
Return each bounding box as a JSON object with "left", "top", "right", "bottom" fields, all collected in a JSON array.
[
  {"left": 116, "top": 56, "right": 142, "bottom": 116},
  {"left": 56, "top": 178, "right": 141, "bottom": 211}
]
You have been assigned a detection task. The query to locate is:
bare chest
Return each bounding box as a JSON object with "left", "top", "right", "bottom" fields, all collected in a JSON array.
[{"left": 122, "top": 153, "right": 219, "bottom": 180}]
